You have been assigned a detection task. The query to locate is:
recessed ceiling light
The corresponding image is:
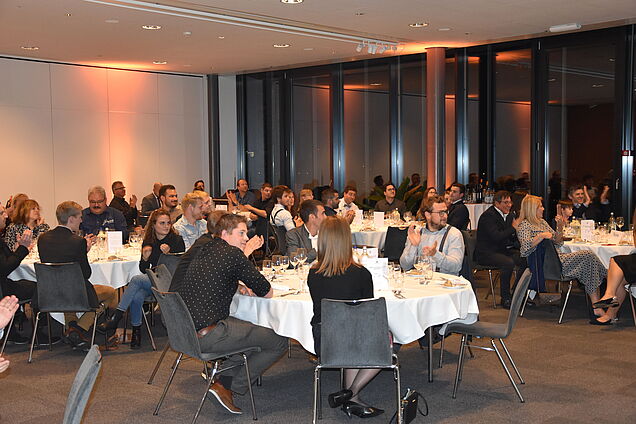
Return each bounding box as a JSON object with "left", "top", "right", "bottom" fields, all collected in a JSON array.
[
  {"left": 438, "top": 27, "right": 452, "bottom": 31},
  {"left": 548, "top": 23, "right": 581, "bottom": 33},
  {"left": 370, "top": 83, "right": 382, "bottom": 86},
  {"left": 609, "top": 58, "right": 615, "bottom": 62},
  {"left": 153, "top": 61, "right": 167, "bottom": 65},
  {"left": 183, "top": 31, "right": 192, "bottom": 36},
  {"left": 105, "top": 19, "right": 119, "bottom": 24},
  {"left": 409, "top": 22, "right": 429, "bottom": 28},
  {"left": 355, "top": 12, "right": 365, "bottom": 16},
  {"left": 142, "top": 25, "right": 161, "bottom": 30},
  {"left": 66, "top": 13, "right": 72, "bottom": 17},
  {"left": 273, "top": 43, "right": 290, "bottom": 48},
  {"left": 303, "top": 47, "right": 314, "bottom": 51},
  {"left": 183, "top": 64, "right": 192, "bottom": 67},
  {"left": 218, "top": 36, "right": 225, "bottom": 39},
  {"left": 21, "top": 46, "right": 39, "bottom": 51},
  {"left": 592, "top": 84, "right": 604, "bottom": 88},
  {"left": 281, "top": 0, "right": 303, "bottom": 3}
]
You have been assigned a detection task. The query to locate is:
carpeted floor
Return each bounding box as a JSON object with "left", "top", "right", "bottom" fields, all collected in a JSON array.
[{"left": 2, "top": 279, "right": 636, "bottom": 423}]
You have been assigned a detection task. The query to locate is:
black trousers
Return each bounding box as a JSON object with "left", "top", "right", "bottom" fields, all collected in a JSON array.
[
  {"left": 1, "top": 278, "right": 36, "bottom": 307},
  {"left": 476, "top": 250, "right": 526, "bottom": 300}
]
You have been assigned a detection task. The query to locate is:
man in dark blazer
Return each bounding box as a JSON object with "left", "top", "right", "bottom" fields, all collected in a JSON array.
[
  {"left": 285, "top": 200, "right": 325, "bottom": 262},
  {"left": 447, "top": 183, "right": 470, "bottom": 230},
  {"left": 38, "top": 201, "right": 117, "bottom": 346},
  {"left": 141, "top": 182, "right": 163, "bottom": 215},
  {"left": 475, "top": 191, "right": 525, "bottom": 309}
]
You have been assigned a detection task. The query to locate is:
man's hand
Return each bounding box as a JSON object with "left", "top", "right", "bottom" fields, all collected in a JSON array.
[
  {"left": 421, "top": 241, "right": 438, "bottom": 257},
  {"left": 244, "top": 235, "right": 264, "bottom": 257},
  {"left": 0, "top": 357, "right": 10, "bottom": 373},
  {"left": 0, "top": 295, "right": 19, "bottom": 329},
  {"left": 345, "top": 210, "right": 356, "bottom": 224},
  {"left": 159, "top": 243, "right": 170, "bottom": 254},
  {"left": 36, "top": 216, "right": 45, "bottom": 226},
  {"left": 17, "top": 230, "right": 33, "bottom": 249},
  {"left": 130, "top": 194, "right": 138, "bottom": 208},
  {"left": 85, "top": 234, "right": 96, "bottom": 252},
  {"left": 407, "top": 224, "right": 421, "bottom": 247},
  {"left": 142, "top": 245, "right": 153, "bottom": 261},
  {"left": 554, "top": 214, "right": 566, "bottom": 228}
]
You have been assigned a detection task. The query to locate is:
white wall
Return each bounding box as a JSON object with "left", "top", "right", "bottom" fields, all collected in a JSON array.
[{"left": 0, "top": 58, "right": 208, "bottom": 225}]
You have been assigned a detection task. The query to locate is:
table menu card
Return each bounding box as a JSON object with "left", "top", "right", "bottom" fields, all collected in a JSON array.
[
  {"left": 580, "top": 219, "right": 595, "bottom": 242},
  {"left": 106, "top": 231, "right": 123, "bottom": 254},
  {"left": 373, "top": 211, "right": 384, "bottom": 229},
  {"left": 359, "top": 257, "right": 389, "bottom": 290}
]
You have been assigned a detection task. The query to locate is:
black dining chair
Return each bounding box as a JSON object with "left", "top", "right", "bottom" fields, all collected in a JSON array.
[
  {"left": 382, "top": 226, "right": 408, "bottom": 262},
  {"left": 463, "top": 230, "right": 500, "bottom": 308}
]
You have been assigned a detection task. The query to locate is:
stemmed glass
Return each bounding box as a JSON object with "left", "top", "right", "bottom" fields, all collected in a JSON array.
[
  {"left": 403, "top": 212, "right": 413, "bottom": 224},
  {"left": 262, "top": 259, "right": 273, "bottom": 280},
  {"left": 289, "top": 250, "right": 300, "bottom": 274},
  {"left": 616, "top": 216, "right": 624, "bottom": 231},
  {"left": 414, "top": 254, "right": 430, "bottom": 284},
  {"left": 280, "top": 256, "right": 289, "bottom": 274},
  {"left": 271, "top": 255, "right": 281, "bottom": 280}
]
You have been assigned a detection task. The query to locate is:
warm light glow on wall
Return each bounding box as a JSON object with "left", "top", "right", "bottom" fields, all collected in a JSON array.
[
  {"left": 81, "top": 61, "right": 159, "bottom": 71},
  {"left": 398, "top": 42, "right": 467, "bottom": 55}
]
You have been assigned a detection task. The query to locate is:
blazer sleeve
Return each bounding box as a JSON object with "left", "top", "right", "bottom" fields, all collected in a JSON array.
[
  {"left": 0, "top": 244, "right": 29, "bottom": 279},
  {"left": 76, "top": 238, "right": 92, "bottom": 280},
  {"left": 112, "top": 209, "right": 129, "bottom": 241},
  {"left": 480, "top": 211, "right": 516, "bottom": 244}
]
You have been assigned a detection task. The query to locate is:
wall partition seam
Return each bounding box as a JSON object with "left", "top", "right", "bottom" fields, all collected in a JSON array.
[
  {"left": 331, "top": 64, "right": 344, "bottom": 191},
  {"left": 207, "top": 74, "right": 221, "bottom": 197},
  {"left": 390, "top": 59, "right": 402, "bottom": 185},
  {"left": 455, "top": 49, "right": 468, "bottom": 184},
  {"left": 236, "top": 75, "right": 247, "bottom": 180},
  {"left": 264, "top": 72, "right": 274, "bottom": 184},
  {"left": 282, "top": 72, "right": 294, "bottom": 188},
  {"left": 531, "top": 40, "right": 548, "bottom": 199}
]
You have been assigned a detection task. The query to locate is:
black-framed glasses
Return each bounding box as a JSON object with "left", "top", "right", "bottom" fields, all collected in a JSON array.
[{"left": 430, "top": 210, "right": 449, "bottom": 216}]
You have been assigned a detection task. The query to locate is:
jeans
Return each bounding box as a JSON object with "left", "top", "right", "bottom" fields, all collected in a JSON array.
[{"left": 117, "top": 274, "right": 152, "bottom": 326}]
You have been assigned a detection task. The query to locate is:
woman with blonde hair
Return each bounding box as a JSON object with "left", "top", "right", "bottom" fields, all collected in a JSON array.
[
  {"left": 307, "top": 216, "right": 382, "bottom": 419},
  {"left": 517, "top": 195, "right": 607, "bottom": 322},
  {"left": 4, "top": 199, "right": 49, "bottom": 251}
]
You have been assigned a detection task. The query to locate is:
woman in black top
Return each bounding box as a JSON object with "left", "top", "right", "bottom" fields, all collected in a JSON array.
[
  {"left": 98, "top": 209, "right": 185, "bottom": 348},
  {"left": 307, "top": 216, "right": 381, "bottom": 419}
]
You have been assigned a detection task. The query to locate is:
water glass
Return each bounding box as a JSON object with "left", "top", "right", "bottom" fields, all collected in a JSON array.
[
  {"left": 280, "top": 256, "right": 289, "bottom": 273},
  {"left": 271, "top": 255, "right": 281, "bottom": 278},
  {"left": 262, "top": 259, "right": 272, "bottom": 280}
]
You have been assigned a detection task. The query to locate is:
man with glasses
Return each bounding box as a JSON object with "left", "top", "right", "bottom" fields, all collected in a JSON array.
[
  {"left": 400, "top": 195, "right": 464, "bottom": 275},
  {"left": 375, "top": 183, "right": 406, "bottom": 215},
  {"left": 109, "top": 181, "right": 138, "bottom": 232},
  {"left": 447, "top": 182, "right": 470, "bottom": 230},
  {"left": 80, "top": 185, "right": 128, "bottom": 241},
  {"left": 475, "top": 190, "right": 525, "bottom": 309}
]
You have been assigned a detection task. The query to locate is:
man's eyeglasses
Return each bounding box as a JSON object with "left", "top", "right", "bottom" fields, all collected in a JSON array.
[{"left": 430, "top": 210, "right": 449, "bottom": 216}]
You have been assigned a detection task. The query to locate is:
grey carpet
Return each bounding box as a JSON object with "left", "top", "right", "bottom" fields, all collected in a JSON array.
[{"left": 2, "top": 279, "right": 636, "bottom": 423}]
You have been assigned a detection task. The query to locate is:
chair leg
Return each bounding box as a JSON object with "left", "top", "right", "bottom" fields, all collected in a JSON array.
[
  {"left": 499, "top": 339, "right": 524, "bottom": 384},
  {"left": 486, "top": 270, "right": 497, "bottom": 308},
  {"left": 0, "top": 314, "right": 16, "bottom": 356},
  {"left": 558, "top": 281, "right": 573, "bottom": 324},
  {"left": 90, "top": 313, "right": 98, "bottom": 346},
  {"left": 142, "top": 310, "right": 157, "bottom": 351},
  {"left": 47, "top": 314, "right": 53, "bottom": 350},
  {"left": 28, "top": 312, "right": 41, "bottom": 363},
  {"left": 452, "top": 334, "right": 467, "bottom": 398},
  {"left": 154, "top": 352, "right": 183, "bottom": 415},
  {"left": 491, "top": 339, "right": 524, "bottom": 403},
  {"left": 395, "top": 365, "right": 402, "bottom": 424},
  {"left": 629, "top": 286, "right": 636, "bottom": 329},
  {"left": 192, "top": 370, "right": 213, "bottom": 424},
  {"left": 148, "top": 343, "right": 170, "bottom": 384},
  {"left": 426, "top": 326, "right": 434, "bottom": 382},
  {"left": 242, "top": 353, "right": 258, "bottom": 421},
  {"left": 312, "top": 367, "right": 320, "bottom": 423},
  {"left": 438, "top": 334, "right": 445, "bottom": 368},
  {"left": 520, "top": 290, "right": 531, "bottom": 317}
]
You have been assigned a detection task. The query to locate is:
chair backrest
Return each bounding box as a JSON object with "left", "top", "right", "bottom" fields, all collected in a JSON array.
[
  {"left": 320, "top": 298, "right": 392, "bottom": 368},
  {"left": 34, "top": 262, "right": 92, "bottom": 313},
  {"left": 62, "top": 345, "right": 102, "bottom": 424},
  {"left": 157, "top": 253, "right": 183, "bottom": 278},
  {"left": 542, "top": 240, "right": 565, "bottom": 281},
  {"left": 147, "top": 264, "right": 173, "bottom": 292},
  {"left": 462, "top": 230, "right": 478, "bottom": 265},
  {"left": 504, "top": 268, "right": 532, "bottom": 336},
  {"left": 383, "top": 226, "right": 408, "bottom": 262},
  {"left": 151, "top": 288, "right": 203, "bottom": 359}
]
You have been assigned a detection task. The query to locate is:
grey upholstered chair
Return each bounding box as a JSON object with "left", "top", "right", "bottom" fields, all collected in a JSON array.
[
  {"left": 151, "top": 288, "right": 261, "bottom": 422},
  {"left": 627, "top": 283, "right": 636, "bottom": 330},
  {"left": 313, "top": 298, "right": 401, "bottom": 424},
  {"left": 157, "top": 253, "right": 183, "bottom": 279},
  {"left": 62, "top": 345, "right": 102, "bottom": 424},
  {"left": 463, "top": 230, "right": 501, "bottom": 308},
  {"left": 446, "top": 268, "right": 531, "bottom": 402},
  {"left": 30, "top": 262, "right": 102, "bottom": 363}
]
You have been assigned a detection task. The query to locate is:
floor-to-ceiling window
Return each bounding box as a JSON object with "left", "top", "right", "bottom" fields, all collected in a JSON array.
[{"left": 400, "top": 56, "right": 426, "bottom": 186}]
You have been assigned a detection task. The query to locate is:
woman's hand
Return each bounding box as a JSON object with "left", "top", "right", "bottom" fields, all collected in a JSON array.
[
  {"left": 539, "top": 231, "right": 553, "bottom": 240},
  {"left": 407, "top": 224, "right": 421, "bottom": 246},
  {"left": 17, "top": 230, "right": 33, "bottom": 249},
  {"left": 244, "top": 235, "right": 263, "bottom": 257},
  {"left": 0, "top": 357, "right": 10, "bottom": 373},
  {"left": 159, "top": 244, "right": 170, "bottom": 254},
  {"left": 238, "top": 284, "right": 255, "bottom": 296},
  {"left": 142, "top": 245, "right": 153, "bottom": 261}
]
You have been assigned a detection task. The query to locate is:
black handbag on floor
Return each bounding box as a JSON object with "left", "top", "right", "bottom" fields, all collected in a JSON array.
[{"left": 389, "top": 388, "right": 429, "bottom": 423}]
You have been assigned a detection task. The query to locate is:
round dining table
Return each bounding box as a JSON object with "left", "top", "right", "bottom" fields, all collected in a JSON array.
[
  {"left": 350, "top": 225, "right": 388, "bottom": 250},
  {"left": 465, "top": 203, "right": 491, "bottom": 229},
  {"left": 561, "top": 241, "right": 635, "bottom": 268},
  {"left": 230, "top": 269, "right": 479, "bottom": 381}
]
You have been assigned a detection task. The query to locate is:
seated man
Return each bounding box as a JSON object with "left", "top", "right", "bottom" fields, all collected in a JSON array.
[
  {"left": 447, "top": 182, "right": 470, "bottom": 230},
  {"left": 0, "top": 202, "right": 36, "bottom": 343},
  {"left": 241, "top": 183, "right": 274, "bottom": 238},
  {"left": 227, "top": 179, "right": 256, "bottom": 208},
  {"left": 159, "top": 184, "right": 182, "bottom": 223},
  {"left": 109, "top": 181, "right": 138, "bottom": 232},
  {"left": 568, "top": 184, "right": 591, "bottom": 219},
  {"left": 39, "top": 201, "right": 118, "bottom": 349},
  {"left": 193, "top": 179, "right": 205, "bottom": 192},
  {"left": 177, "top": 214, "right": 286, "bottom": 414},
  {"left": 374, "top": 183, "right": 406, "bottom": 215},
  {"left": 321, "top": 188, "right": 339, "bottom": 217},
  {"left": 173, "top": 192, "right": 207, "bottom": 249},
  {"left": 141, "top": 182, "right": 162, "bottom": 215},
  {"left": 475, "top": 191, "right": 526, "bottom": 309},
  {"left": 400, "top": 195, "right": 464, "bottom": 275},
  {"left": 285, "top": 200, "right": 325, "bottom": 264},
  {"left": 338, "top": 185, "right": 359, "bottom": 214},
  {"left": 80, "top": 186, "right": 128, "bottom": 241}
]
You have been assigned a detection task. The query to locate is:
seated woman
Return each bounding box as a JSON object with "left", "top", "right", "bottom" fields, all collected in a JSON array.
[
  {"left": 517, "top": 195, "right": 607, "bottom": 321},
  {"left": 98, "top": 209, "right": 185, "bottom": 348},
  {"left": 416, "top": 187, "right": 438, "bottom": 220},
  {"left": 4, "top": 199, "right": 50, "bottom": 251},
  {"left": 592, "top": 209, "right": 636, "bottom": 325},
  {"left": 307, "top": 216, "right": 381, "bottom": 418}
]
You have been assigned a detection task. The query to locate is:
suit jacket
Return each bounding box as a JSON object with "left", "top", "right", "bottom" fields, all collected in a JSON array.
[
  {"left": 0, "top": 239, "right": 29, "bottom": 286},
  {"left": 448, "top": 200, "right": 470, "bottom": 230},
  {"left": 285, "top": 226, "right": 317, "bottom": 262},
  {"left": 475, "top": 205, "right": 518, "bottom": 260},
  {"left": 37, "top": 226, "right": 97, "bottom": 307},
  {"left": 141, "top": 193, "right": 162, "bottom": 215}
]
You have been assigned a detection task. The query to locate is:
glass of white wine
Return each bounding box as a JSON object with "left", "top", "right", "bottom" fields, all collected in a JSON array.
[
  {"left": 262, "top": 259, "right": 272, "bottom": 280},
  {"left": 280, "top": 256, "right": 289, "bottom": 274},
  {"left": 289, "top": 250, "right": 300, "bottom": 274},
  {"left": 616, "top": 216, "right": 624, "bottom": 231},
  {"left": 271, "top": 255, "right": 281, "bottom": 280}
]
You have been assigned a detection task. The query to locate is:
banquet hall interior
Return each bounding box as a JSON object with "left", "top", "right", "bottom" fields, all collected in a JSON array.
[{"left": 1, "top": 0, "right": 636, "bottom": 423}]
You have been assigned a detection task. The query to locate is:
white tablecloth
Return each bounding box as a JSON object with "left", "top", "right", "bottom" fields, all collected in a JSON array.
[
  {"left": 465, "top": 203, "right": 490, "bottom": 229},
  {"left": 230, "top": 271, "right": 479, "bottom": 354},
  {"left": 351, "top": 227, "right": 388, "bottom": 250},
  {"left": 561, "top": 242, "right": 635, "bottom": 269}
]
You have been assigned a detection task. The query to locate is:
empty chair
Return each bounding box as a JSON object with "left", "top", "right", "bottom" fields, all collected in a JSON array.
[
  {"left": 313, "top": 298, "right": 400, "bottom": 424},
  {"left": 30, "top": 263, "right": 102, "bottom": 363},
  {"left": 463, "top": 230, "right": 500, "bottom": 308},
  {"left": 62, "top": 345, "right": 102, "bottom": 424},
  {"left": 151, "top": 288, "right": 260, "bottom": 422},
  {"left": 382, "top": 226, "right": 408, "bottom": 262},
  {"left": 447, "top": 269, "right": 531, "bottom": 402}
]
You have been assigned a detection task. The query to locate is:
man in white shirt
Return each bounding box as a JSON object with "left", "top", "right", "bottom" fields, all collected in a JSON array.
[
  {"left": 173, "top": 192, "right": 207, "bottom": 249},
  {"left": 400, "top": 195, "right": 465, "bottom": 275},
  {"left": 285, "top": 200, "right": 325, "bottom": 262},
  {"left": 338, "top": 185, "right": 359, "bottom": 214}
]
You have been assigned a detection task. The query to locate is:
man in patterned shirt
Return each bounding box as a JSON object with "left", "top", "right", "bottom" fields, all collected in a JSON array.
[{"left": 177, "top": 214, "right": 287, "bottom": 414}]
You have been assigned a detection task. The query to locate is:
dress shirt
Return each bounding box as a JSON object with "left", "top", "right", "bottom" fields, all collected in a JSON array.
[
  {"left": 80, "top": 207, "right": 128, "bottom": 241},
  {"left": 305, "top": 225, "right": 318, "bottom": 251},
  {"left": 177, "top": 237, "right": 270, "bottom": 330},
  {"left": 399, "top": 224, "right": 465, "bottom": 275},
  {"left": 270, "top": 204, "right": 295, "bottom": 231},
  {"left": 173, "top": 216, "right": 207, "bottom": 249},
  {"left": 109, "top": 196, "right": 138, "bottom": 229},
  {"left": 337, "top": 199, "right": 359, "bottom": 214}
]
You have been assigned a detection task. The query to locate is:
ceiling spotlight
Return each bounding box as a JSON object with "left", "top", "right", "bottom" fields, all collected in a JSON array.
[
  {"left": 547, "top": 78, "right": 557, "bottom": 82},
  {"left": 355, "top": 12, "right": 365, "bottom": 16},
  {"left": 66, "top": 13, "right": 72, "bottom": 17},
  {"left": 378, "top": 44, "right": 387, "bottom": 54},
  {"left": 548, "top": 23, "right": 581, "bottom": 33},
  {"left": 153, "top": 61, "right": 167, "bottom": 64},
  {"left": 303, "top": 47, "right": 314, "bottom": 51},
  {"left": 356, "top": 43, "right": 363, "bottom": 52},
  {"left": 370, "top": 83, "right": 382, "bottom": 86},
  {"left": 183, "top": 31, "right": 192, "bottom": 36},
  {"left": 409, "top": 22, "right": 429, "bottom": 28},
  {"left": 438, "top": 27, "right": 452, "bottom": 31},
  {"left": 21, "top": 46, "right": 39, "bottom": 50},
  {"left": 273, "top": 43, "right": 290, "bottom": 48},
  {"left": 281, "top": 0, "right": 303, "bottom": 3},
  {"left": 369, "top": 44, "right": 378, "bottom": 54},
  {"left": 218, "top": 36, "right": 225, "bottom": 39},
  {"left": 142, "top": 25, "right": 162, "bottom": 30}
]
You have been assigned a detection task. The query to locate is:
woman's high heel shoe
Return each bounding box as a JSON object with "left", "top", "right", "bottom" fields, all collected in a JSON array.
[
  {"left": 341, "top": 401, "right": 384, "bottom": 418},
  {"left": 328, "top": 389, "right": 353, "bottom": 408}
]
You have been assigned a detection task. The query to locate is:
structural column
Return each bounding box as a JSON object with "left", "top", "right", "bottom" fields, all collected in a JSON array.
[{"left": 426, "top": 47, "right": 446, "bottom": 190}]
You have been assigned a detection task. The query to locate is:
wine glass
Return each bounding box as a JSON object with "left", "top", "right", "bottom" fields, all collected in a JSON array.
[
  {"left": 289, "top": 250, "right": 300, "bottom": 274},
  {"left": 616, "top": 216, "right": 624, "bottom": 231},
  {"left": 271, "top": 255, "right": 281, "bottom": 279},
  {"left": 403, "top": 211, "right": 413, "bottom": 224},
  {"left": 262, "top": 259, "right": 272, "bottom": 280},
  {"left": 280, "top": 256, "right": 289, "bottom": 274},
  {"left": 296, "top": 248, "right": 307, "bottom": 267}
]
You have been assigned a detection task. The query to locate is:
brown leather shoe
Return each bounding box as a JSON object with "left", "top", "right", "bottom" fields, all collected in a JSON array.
[{"left": 208, "top": 381, "right": 242, "bottom": 414}]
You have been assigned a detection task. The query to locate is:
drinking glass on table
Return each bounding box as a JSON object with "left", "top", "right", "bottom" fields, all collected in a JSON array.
[
  {"left": 262, "top": 259, "right": 273, "bottom": 280},
  {"left": 271, "top": 255, "right": 281, "bottom": 279},
  {"left": 616, "top": 216, "right": 624, "bottom": 231},
  {"left": 403, "top": 211, "right": 413, "bottom": 224},
  {"left": 280, "top": 256, "right": 289, "bottom": 274},
  {"left": 289, "top": 250, "right": 300, "bottom": 274}
]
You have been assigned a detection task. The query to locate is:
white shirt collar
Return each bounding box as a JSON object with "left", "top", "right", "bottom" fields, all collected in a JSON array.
[{"left": 494, "top": 206, "right": 508, "bottom": 221}]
